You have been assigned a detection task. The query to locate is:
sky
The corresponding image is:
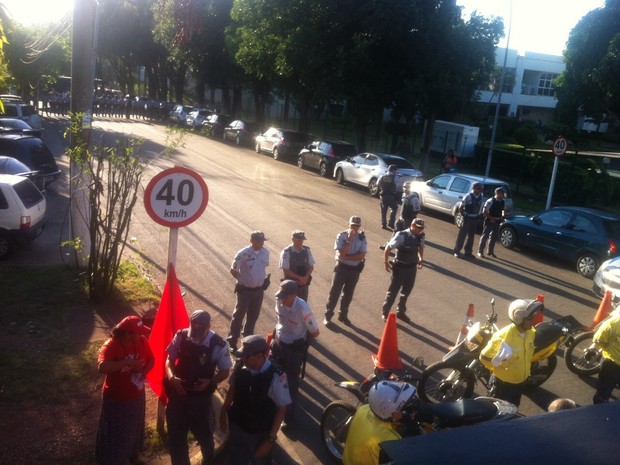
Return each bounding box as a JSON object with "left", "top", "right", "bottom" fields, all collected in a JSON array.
[
  {"left": 457, "top": 0, "right": 606, "bottom": 55},
  {"left": 1, "top": 0, "right": 608, "bottom": 56}
]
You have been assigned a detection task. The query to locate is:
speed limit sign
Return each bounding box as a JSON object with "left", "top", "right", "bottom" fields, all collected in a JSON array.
[
  {"left": 144, "top": 167, "right": 209, "bottom": 228},
  {"left": 552, "top": 136, "right": 568, "bottom": 158}
]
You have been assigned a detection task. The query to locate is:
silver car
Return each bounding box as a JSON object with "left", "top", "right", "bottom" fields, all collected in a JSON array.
[
  {"left": 409, "top": 173, "right": 513, "bottom": 227},
  {"left": 333, "top": 152, "right": 423, "bottom": 196},
  {"left": 593, "top": 257, "right": 620, "bottom": 302}
]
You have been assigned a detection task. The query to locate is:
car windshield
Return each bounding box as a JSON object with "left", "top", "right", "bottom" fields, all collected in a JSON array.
[
  {"left": 12, "top": 178, "right": 44, "bottom": 208},
  {"left": 383, "top": 157, "right": 415, "bottom": 169},
  {"left": 282, "top": 131, "right": 308, "bottom": 143},
  {"left": 333, "top": 144, "right": 357, "bottom": 158}
]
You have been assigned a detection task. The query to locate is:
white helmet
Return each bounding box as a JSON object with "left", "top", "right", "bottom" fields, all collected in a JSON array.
[
  {"left": 368, "top": 381, "right": 416, "bottom": 421},
  {"left": 508, "top": 299, "right": 544, "bottom": 325}
]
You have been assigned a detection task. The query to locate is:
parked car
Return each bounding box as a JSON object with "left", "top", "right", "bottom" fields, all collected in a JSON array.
[
  {"left": 0, "top": 96, "right": 42, "bottom": 130},
  {"left": 593, "top": 257, "right": 620, "bottom": 302},
  {"left": 0, "top": 156, "right": 45, "bottom": 192},
  {"left": 202, "top": 114, "right": 233, "bottom": 139},
  {"left": 297, "top": 140, "right": 357, "bottom": 177},
  {"left": 333, "top": 152, "right": 423, "bottom": 196},
  {"left": 0, "top": 118, "right": 41, "bottom": 137},
  {"left": 0, "top": 134, "right": 61, "bottom": 186},
  {"left": 168, "top": 104, "right": 194, "bottom": 125},
  {"left": 409, "top": 173, "right": 513, "bottom": 227},
  {"left": 185, "top": 109, "right": 212, "bottom": 129},
  {"left": 222, "top": 119, "right": 261, "bottom": 146},
  {"left": 255, "top": 127, "right": 310, "bottom": 160},
  {"left": 0, "top": 173, "right": 47, "bottom": 259},
  {"left": 499, "top": 206, "right": 620, "bottom": 278}
]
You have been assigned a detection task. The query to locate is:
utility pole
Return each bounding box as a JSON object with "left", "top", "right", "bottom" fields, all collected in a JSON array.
[{"left": 69, "top": 0, "right": 97, "bottom": 268}]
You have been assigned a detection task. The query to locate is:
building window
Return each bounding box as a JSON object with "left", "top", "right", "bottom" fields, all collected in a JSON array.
[{"left": 538, "top": 73, "right": 557, "bottom": 97}]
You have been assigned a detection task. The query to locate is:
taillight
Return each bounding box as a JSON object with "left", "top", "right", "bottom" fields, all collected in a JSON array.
[
  {"left": 610, "top": 240, "right": 617, "bottom": 255},
  {"left": 327, "top": 148, "right": 335, "bottom": 158},
  {"left": 20, "top": 216, "right": 31, "bottom": 230}
]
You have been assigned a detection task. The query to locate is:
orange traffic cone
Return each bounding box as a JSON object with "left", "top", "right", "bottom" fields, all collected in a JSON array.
[
  {"left": 372, "top": 312, "right": 403, "bottom": 370},
  {"left": 591, "top": 290, "right": 613, "bottom": 330},
  {"left": 532, "top": 294, "right": 544, "bottom": 326},
  {"left": 454, "top": 304, "right": 475, "bottom": 345}
]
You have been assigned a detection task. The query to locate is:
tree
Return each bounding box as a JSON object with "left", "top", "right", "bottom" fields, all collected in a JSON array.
[{"left": 556, "top": 0, "right": 620, "bottom": 127}]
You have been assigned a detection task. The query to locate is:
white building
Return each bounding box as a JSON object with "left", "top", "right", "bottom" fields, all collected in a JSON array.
[{"left": 477, "top": 48, "right": 565, "bottom": 126}]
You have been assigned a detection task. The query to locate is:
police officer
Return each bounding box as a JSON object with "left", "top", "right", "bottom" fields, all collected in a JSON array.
[
  {"left": 228, "top": 231, "right": 270, "bottom": 352},
  {"left": 395, "top": 181, "right": 421, "bottom": 232},
  {"left": 279, "top": 230, "right": 315, "bottom": 302},
  {"left": 453, "top": 182, "right": 484, "bottom": 258},
  {"left": 220, "top": 335, "right": 291, "bottom": 465},
  {"left": 270, "top": 280, "right": 320, "bottom": 428},
  {"left": 165, "top": 310, "right": 233, "bottom": 465},
  {"left": 381, "top": 218, "right": 425, "bottom": 322},
  {"left": 377, "top": 164, "right": 399, "bottom": 230},
  {"left": 324, "top": 216, "right": 368, "bottom": 326},
  {"left": 477, "top": 187, "right": 506, "bottom": 258}
]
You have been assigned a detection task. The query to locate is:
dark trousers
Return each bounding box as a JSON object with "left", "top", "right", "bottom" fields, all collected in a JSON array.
[
  {"left": 382, "top": 265, "right": 418, "bottom": 316},
  {"left": 226, "top": 422, "right": 273, "bottom": 465},
  {"left": 166, "top": 394, "right": 214, "bottom": 465},
  {"left": 454, "top": 217, "right": 479, "bottom": 255},
  {"left": 228, "top": 288, "right": 264, "bottom": 348},
  {"left": 325, "top": 264, "right": 361, "bottom": 318},
  {"left": 270, "top": 338, "right": 306, "bottom": 423},
  {"left": 380, "top": 195, "right": 398, "bottom": 228},
  {"left": 493, "top": 378, "right": 523, "bottom": 407},
  {"left": 478, "top": 220, "right": 500, "bottom": 254},
  {"left": 594, "top": 358, "right": 620, "bottom": 403},
  {"left": 296, "top": 283, "right": 309, "bottom": 302}
]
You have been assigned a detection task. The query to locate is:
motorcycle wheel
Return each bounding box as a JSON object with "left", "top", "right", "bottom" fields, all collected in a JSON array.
[
  {"left": 523, "top": 353, "right": 557, "bottom": 390},
  {"left": 564, "top": 331, "right": 602, "bottom": 376},
  {"left": 417, "top": 361, "right": 476, "bottom": 403},
  {"left": 320, "top": 400, "right": 357, "bottom": 462}
]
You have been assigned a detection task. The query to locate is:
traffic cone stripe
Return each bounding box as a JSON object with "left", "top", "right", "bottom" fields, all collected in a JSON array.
[
  {"left": 533, "top": 294, "right": 544, "bottom": 326},
  {"left": 372, "top": 312, "right": 403, "bottom": 370},
  {"left": 454, "top": 304, "right": 475, "bottom": 345}
]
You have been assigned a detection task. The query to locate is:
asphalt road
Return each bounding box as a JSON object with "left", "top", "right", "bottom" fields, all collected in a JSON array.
[{"left": 12, "top": 116, "right": 609, "bottom": 464}]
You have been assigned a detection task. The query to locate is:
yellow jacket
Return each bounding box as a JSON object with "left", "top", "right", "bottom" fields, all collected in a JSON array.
[
  {"left": 593, "top": 313, "right": 620, "bottom": 364},
  {"left": 343, "top": 404, "right": 401, "bottom": 465},
  {"left": 480, "top": 324, "right": 535, "bottom": 384}
]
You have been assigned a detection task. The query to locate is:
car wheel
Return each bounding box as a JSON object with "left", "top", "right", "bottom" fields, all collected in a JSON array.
[
  {"left": 499, "top": 226, "right": 517, "bottom": 248},
  {"left": 335, "top": 168, "right": 345, "bottom": 185},
  {"left": 454, "top": 211, "right": 464, "bottom": 229},
  {"left": 235, "top": 135, "right": 241, "bottom": 146},
  {"left": 319, "top": 163, "right": 329, "bottom": 177},
  {"left": 577, "top": 254, "right": 599, "bottom": 278},
  {"left": 298, "top": 155, "right": 305, "bottom": 169},
  {"left": 273, "top": 148, "right": 280, "bottom": 160},
  {"left": 368, "top": 178, "right": 379, "bottom": 196},
  {"left": 0, "top": 231, "right": 13, "bottom": 259},
  {"left": 255, "top": 142, "right": 261, "bottom": 153}
]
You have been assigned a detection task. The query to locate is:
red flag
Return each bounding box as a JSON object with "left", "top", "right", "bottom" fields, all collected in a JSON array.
[{"left": 146, "top": 263, "right": 189, "bottom": 402}]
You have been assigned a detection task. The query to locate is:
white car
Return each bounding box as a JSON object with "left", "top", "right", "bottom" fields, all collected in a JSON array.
[
  {"left": 185, "top": 109, "right": 211, "bottom": 129},
  {"left": 593, "top": 257, "right": 620, "bottom": 302},
  {"left": 409, "top": 173, "right": 513, "bottom": 227},
  {"left": 333, "top": 152, "right": 423, "bottom": 196},
  {"left": 0, "top": 174, "right": 47, "bottom": 258}
]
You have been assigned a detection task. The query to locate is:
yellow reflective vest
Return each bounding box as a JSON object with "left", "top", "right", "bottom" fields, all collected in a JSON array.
[
  {"left": 480, "top": 324, "right": 535, "bottom": 384},
  {"left": 593, "top": 313, "right": 620, "bottom": 365},
  {"left": 343, "top": 404, "right": 401, "bottom": 465}
]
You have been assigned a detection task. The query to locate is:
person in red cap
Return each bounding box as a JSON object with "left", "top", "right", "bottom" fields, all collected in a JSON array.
[{"left": 96, "top": 315, "right": 154, "bottom": 465}]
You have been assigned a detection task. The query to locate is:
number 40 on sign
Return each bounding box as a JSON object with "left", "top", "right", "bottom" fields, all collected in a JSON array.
[{"left": 144, "top": 167, "right": 209, "bottom": 228}]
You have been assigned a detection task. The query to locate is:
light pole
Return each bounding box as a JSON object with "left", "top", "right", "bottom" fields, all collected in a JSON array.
[{"left": 484, "top": 0, "right": 512, "bottom": 178}]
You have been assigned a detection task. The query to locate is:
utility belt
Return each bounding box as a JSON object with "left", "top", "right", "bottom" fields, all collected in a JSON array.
[
  {"left": 389, "top": 259, "right": 418, "bottom": 269},
  {"left": 337, "top": 260, "right": 365, "bottom": 273},
  {"left": 274, "top": 336, "right": 308, "bottom": 353},
  {"left": 162, "top": 376, "right": 216, "bottom": 397},
  {"left": 234, "top": 283, "right": 263, "bottom": 293}
]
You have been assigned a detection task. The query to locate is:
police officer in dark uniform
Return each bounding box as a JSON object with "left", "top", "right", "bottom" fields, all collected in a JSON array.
[
  {"left": 381, "top": 218, "right": 425, "bottom": 322},
  {"left": 220, "top": 335, "right": 291, "bottom": 465},
  {"left": 377, "top": 164, "right": 399, "bottom": 230},
  {"left": 279, "top": 230, "right": 315, "bottom": 302},
  {"left": 477, "top": 187, "right": 506, "bottom": 258},
  {"left": 165, "top": 310, "right": 233, "bottom": 465},
  {"left": 453, "top": 182, "right": 484, "bottom": 258}
]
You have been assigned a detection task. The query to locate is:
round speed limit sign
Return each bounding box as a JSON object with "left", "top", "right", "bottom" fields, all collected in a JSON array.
[
  {"left": 144, "top": 167, "right": 209, "bottom": 228},
  {"left": 552, "top": 136, "right": 568, "bottom": 158}
]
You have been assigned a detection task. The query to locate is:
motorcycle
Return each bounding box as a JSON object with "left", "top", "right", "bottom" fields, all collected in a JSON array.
[
  {"left": 564, "top": 303, "right": 620, "bottom": 376},
  {"left": 417, "top": 299, "right": 586, "bottom": 404},
  {"left": 320, "top": 366, "right": 519, "bottom": 463}
]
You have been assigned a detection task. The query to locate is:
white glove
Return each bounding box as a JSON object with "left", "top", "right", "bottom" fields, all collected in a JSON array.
[{"left": 491, "top": 341, "right": 513, "bottom": 368}]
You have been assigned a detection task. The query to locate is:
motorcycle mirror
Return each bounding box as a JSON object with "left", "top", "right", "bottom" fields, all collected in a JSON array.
[{"left": 413, "top": 356, "right": 424, "bottom": 369}]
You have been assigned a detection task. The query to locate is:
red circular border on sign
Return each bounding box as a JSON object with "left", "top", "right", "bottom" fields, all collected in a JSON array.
[
  {"left": 144, "top": 166, "right": 209, "bottom": 228},
  {"left": 553, "top": 136, "right": 568, "bottom": 158}
]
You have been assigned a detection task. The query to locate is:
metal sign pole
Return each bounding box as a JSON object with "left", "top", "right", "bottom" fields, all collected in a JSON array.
[{"left": 546, "top": 156, "right": 559, "bottom": 210}]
